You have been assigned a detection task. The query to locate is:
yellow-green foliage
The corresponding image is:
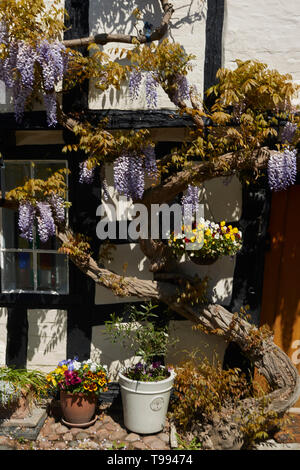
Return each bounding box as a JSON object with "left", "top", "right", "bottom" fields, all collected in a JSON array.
[
  {"left": 170, "top": 352, "right": 286, "bottom": 448},
  {"left": 62, "top": 124, "right": 154, "bottom": 169},
  {"left": 170, "top": 355, "right": 249, "bottom": 431},
  {"left": 58, "top": 232, "right": 91, "bottom": 266},
  {"left": 0, "top": 0, "right": 66, "bottom": 48},
  {"left": 5, "top": 168, "right": 70, "bottom": 205}
]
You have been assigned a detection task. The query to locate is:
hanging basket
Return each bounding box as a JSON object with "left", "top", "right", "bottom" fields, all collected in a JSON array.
[{"left": 188, "top": 252, "right": 219, "bottom": 265}]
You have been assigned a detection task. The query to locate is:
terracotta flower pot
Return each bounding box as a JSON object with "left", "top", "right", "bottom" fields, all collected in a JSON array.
[{"left": 60, "top": 391, "right": 97, "bottom": 425}]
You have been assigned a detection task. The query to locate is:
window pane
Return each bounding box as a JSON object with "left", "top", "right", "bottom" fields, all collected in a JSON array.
[
  {"left": 37, "top": 253, "right": 68, "bottom": 294},
  {"left": 4, "top": 162, "right": 31, "bottom": 192},
  {"left": 34, "top": 161, "right": 67, "bottom": 180},
  {"left": 35, "top": 231, "right": 59, "bottom": 250},
  {"left": 1, "top": 252, "right": 34, "bottom": 292},
  {"left": 1, "top": 208, "right": 32, "bottom": 249}
]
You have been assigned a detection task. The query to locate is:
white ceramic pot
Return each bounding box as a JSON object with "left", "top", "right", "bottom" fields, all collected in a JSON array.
[{"left": 118, "top": 368, "right": 176, "bottom": 434}]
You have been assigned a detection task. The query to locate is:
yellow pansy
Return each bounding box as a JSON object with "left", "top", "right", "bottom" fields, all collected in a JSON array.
[
  {"left": 231, "top": 235, "right": 235, "bottom": 241},
  {"left": 233, "top": 227, "right": 238, "bottom": 233},
  {"left": 205, "top": 229, "right": 211, "bottom": 236},
  {"left": 225, "top": 234, "right": 230, "bottom": 239},
  {"left": 220, "top": 221, "right": 225, "bottom": 227}
]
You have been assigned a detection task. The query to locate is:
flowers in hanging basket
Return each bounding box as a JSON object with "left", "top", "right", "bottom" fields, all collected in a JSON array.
[
  {"left": 168, "top": 218, "right": 243, "bottom": 262},
  {"left": 46, "top": 358, "right": 108, "bottom": 396}
]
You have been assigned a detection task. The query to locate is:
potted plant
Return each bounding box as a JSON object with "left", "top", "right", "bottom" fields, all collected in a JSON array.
[
  {"left": 46, "top": 358, "right": 108, "bottom": 427},
  {"left": 168, "top": 219, "right": 243, "bottom": 265},
  {"left": 0, "top": 367, "right": 48, "bottom": 420},
  {"left": 105, "top": 302, "right": 178, "bottom": 434}
]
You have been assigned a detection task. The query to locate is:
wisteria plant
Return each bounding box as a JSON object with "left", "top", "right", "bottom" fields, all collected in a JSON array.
[{"left": 0, "top": 0, "right": 300, "bottom": 446}]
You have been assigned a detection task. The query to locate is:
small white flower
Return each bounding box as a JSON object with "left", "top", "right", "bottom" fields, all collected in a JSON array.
[
  {"left": 73, "top": 360, "right": 81, "bottom": 371},
  {"left": 90, "top": 363, "right": 97, "bottom": 372}
]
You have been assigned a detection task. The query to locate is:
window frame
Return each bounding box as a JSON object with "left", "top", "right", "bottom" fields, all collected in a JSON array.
[{"left": 0, "top": 159, "right": 69, "bottom": 295}]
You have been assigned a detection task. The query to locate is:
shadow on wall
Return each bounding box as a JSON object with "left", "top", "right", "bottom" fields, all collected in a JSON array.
[
  {"left": 91, "top": 324, "right": 140, "bottom": 381},
  {"left": 88, "top": 0, "right": 206, "bottom": 108},
  {"left": 89, "top": 0, "right": 205, "bottom": 37},
  {"left": 26, "top": 310, "right": 67, "bottom": 367}
]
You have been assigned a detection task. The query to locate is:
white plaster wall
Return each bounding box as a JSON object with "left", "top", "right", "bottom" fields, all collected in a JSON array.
[
  {"left": 95, "top": 243, "right": 154, "bottom": 305},
  {"left": 90, "top": 319, "right": 227, "bottom": 381},
  {"left": 88, "top": 0, "right": 206, "bottom": 110},
  {"left": 223, "top": 0, "right": 300, "bottom": 105},
  {"left": 166, "top": 320, "right": 227, "bottom": 366},
  {"left": 91, "top": 324, "right": 142, "bottom": 381},
  {"left": 26, "top": 309, "right": 67, "bottom": 373},
  {"left": 0, "top": 308, "right": 8, "bottom": 366}
]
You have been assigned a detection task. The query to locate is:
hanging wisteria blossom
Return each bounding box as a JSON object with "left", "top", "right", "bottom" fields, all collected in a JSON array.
[
  {"left": 36, "top": 202, "right": 56, "bottom": 243},
  {"left": 79, "top": 160, "right": 95, "bottom": 184},
  {"left": 143, "top": 145, "right": 158, "bottom": 179},
  {"left": 43, "top": 92, "right": 57, "bottom": 127},
  {"left": 18, "top": 201, "right": 36, "bottom": 242},
  {"left": 49, "top": 193, "right": 65, "bottom": 223},
  {"left": 129, "top": 69, "right": 142, "bottom": 101},
  {"left": 0, "top": 21, "right": 8, "bottom": 47},
  {"left": 181, "top": 184, "right": 199, "bottom": 221},
  {"left": 281, "top": 121, "right": 297, "bottom": 144},
  {"left": 113, "top": 152, "right": 145, "bottom": 200},
  {"left": 267, "top": 148, "right": 297, "bottom": 191},
  {"left": 0, "top": 37, "right": 69, "bottom": 126},
  {"left": 173, "top": 74, "right": 190, "bottom": 105},
  {"left": 145, "top": 72, "right": 158, "bottom": 109},
  {"left": 102, "top": 176, "right": 110, "bottom": 201}
]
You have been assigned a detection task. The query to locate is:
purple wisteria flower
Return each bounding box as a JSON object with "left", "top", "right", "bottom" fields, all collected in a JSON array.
[
  {"left": 113, "top": 152, "right": 145, "bottom": 200},
  {"left": 143, "top": 145, "right": 158, "bottom": 178},
  {"left": 173, "top": 73, "right": 190, "bottom": 105},
  {"left": 267, "top": 148, "right": 297, "bottom": 191},
  {"left": 145, "top": 72, "right": 158, "bottom": 109},
  {"left": 18, "top": 201, "right": 36, "bottom": 242},
  {"left": 182, "top": 184, "right": 199, "bottom": 219},
  {"left": 281, "top": 121, "right": 297, "bottom": 144},
  {"left": 1, "top": 41, "right": 18, "bottom": 88},
  {"left": 0, "top": 21, "right": 8, "bottom": 47},
  {"left": 49, "top": 193, "right": 65, "bottom": 223},
  {"left": 36, "top": 40, "right": 66, "bottom": 91},
  {"left": 16, "top": 41, "right": 36, "bottom": 89},
  {"left": 36, "top": 202, "right": 56, "bottom": 243},
  {"left": 43, "top": 92, "right": 57, "bottom": 127},
  {"left": 0, "top": 38, "right": 69, "bottom": 126},
  {"left": 129, "top": 69, "right": 142, "bottom": 101},
  {"left": 79, "top": 160, "right": 95, "bottom": 184},
  {"left": 102, "top": 177, "right": 109, "bottom": 201},
  {"left": 13, "top": 79, "right": 32, "bottom": 123}
]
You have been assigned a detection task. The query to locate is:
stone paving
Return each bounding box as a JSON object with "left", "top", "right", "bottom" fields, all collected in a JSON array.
[
  {"left": 2, "top": 402, "right": 300, "bottom": 451},
  {"left": 0, "top": 398, "right": 173, "bottom": 451}
]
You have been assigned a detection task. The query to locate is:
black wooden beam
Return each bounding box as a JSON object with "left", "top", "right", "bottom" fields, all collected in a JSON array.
[
  {"left": 204, "top": 0, "right": 225, "bottom": 102},
  {"left": 5, "top": 307, "right": 28, "bottom": 368},
  {"left": 229, "top": 180, "right": 272, "bottom": 326}
]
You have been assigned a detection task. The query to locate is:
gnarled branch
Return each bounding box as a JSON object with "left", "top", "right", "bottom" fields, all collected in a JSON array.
[{"left": 62, "top": 0, "right": 174, "bottom": 48}]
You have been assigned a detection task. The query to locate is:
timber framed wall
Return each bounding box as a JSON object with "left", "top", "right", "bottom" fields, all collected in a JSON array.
[{"left": 0, "top": 0, "right": 294, "bottom": 373}]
